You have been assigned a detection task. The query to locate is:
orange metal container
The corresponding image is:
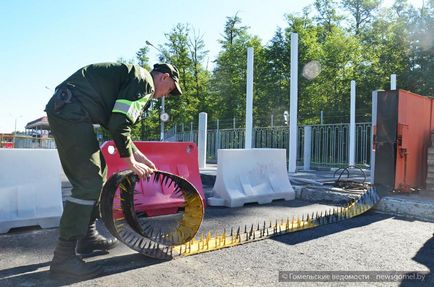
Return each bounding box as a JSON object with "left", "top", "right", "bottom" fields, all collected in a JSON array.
[
  {"left": 395, "top": 90, "right": 432, "bottom": 191},
  {"left": 374, "top": 89, "right": 433, "bottom": 193}
]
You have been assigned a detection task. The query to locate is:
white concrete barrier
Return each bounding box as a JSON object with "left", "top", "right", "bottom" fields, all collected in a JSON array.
[
  {"left": 0, "top": 149, "right": 63, "bottom": 233},
  {"left": 208, "top": 149, "right": 295, "bottom": 207}
]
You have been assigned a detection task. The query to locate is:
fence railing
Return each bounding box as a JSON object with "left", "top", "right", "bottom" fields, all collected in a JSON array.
[
  {"left": 0, "top": 135, "right": 56, "bottom": 149},
  {"left": 169, "top": 122, "right": 372, "bottom": 168},
  {"left": 3, "top": 123, "right": 372, "bottom": 169}
]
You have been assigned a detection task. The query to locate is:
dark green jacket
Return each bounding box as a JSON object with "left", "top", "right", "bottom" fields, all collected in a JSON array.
[{"left": 48, "top": 62, "right": 154, "bottom": 157}]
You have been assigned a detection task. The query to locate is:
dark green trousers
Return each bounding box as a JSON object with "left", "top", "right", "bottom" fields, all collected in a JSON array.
[{"left": 47, "top": 100, "right": 106, "bottom": 240}]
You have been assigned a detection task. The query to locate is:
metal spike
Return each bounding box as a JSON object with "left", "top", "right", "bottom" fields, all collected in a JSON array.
[{"left": 257, "top": 223, "right": 260, "bottom": 231}]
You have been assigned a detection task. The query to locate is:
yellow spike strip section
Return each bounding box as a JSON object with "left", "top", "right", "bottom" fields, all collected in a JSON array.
[{"left": 173, "top": 186, "right": 379, "bottom": 257}]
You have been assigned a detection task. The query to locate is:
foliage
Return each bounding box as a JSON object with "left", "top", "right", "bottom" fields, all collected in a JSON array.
[{"left": 118, "top": 0, "right": 433, "bottom": 140}]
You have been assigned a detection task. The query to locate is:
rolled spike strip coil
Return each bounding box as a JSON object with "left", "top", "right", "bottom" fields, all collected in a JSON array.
[{"left": 100, "top": 170, "right": 204, "bottom": 259}]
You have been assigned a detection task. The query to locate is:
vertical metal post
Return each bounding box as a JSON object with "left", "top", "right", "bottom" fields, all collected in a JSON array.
[
  {"left": 160, "top": 97, "right": 165, "bottom": 141},
  {"left": 289, "top": 32, "right": 298, "bottom": 173},
  {"left": 349, "top": 80, "right": 356, "bottom": 166},
  {"left": 181, "top": 123, "right": 185, "bottom": 141},
  {"left": 216, "top": 119, "right": 220, "bottom": 151},
  {"left": 303, "top": 126, "right": 312, "bottom": 170},
  {"left": 320, "top": 110, "right": 324, "bottom": 125},
  {"left": 391, "top": 74, "right": 397, "bottom": 90},
  {"left": 245, "top": 47, "right": 254, "bottom": 149},
  {"left": 198, "top": 112, "right": 208, "bottom": 169},
  {"left": 371, "top": 90, "right": 378, "bottom": 182}
]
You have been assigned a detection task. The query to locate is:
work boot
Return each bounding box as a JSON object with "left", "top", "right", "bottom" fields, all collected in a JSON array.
[
  {"left": 50, "top": 238, "right": 101, "bottom": 279},
  {"left": 76, "top": 219, "right": 118, "bottom": 256}
]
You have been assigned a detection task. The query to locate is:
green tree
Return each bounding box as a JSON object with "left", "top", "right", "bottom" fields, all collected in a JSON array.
[
  {"left": 314, "top": 0, "right": 344, "bottom": 33},
  {"left": 188, "top": 28, "right": 211, "bottom": 114},
  {"left": 341, "top": 0, "right": 381, "bottom": 35},
  {"left": 402, "top": 0, "right": 434, "bottom": 96},
  {"left": 210, "top": 13, "right": 252, "bottom": 127}
]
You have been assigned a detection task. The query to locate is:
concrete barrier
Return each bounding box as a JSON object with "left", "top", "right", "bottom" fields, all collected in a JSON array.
[
  {"left": 0, "top": 149, "right": 63, "bottom": 233},
  {"left": 208, "top": 149, "right": 295, "bottom": 207}
]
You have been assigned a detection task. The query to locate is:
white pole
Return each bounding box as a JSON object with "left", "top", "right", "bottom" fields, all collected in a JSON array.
[
  {"left": 370, "top": 90, "right": 378, "bottom": 183},
  {"left": 245, "top": 47, "right": 254, "bottom": 149},
  {"left": 160, "top": 97, "right": 165, "bottom": 141},
  {"left": 198, "top": 112, "right": 208, "bottom": 169},
  {"left": 391, "top": 74, "right": 397, "bottom": 90},
  {"left": 349, "top": 80, "right": 356, "bottom": 166},
  {"left": 303, "top": 125, "right": 312, "bottom": 170},
  {"left": 289, "top": 33, "right": 298, "bottom": 173},
  {"left": 216, "top": 119, "right": 220, "bottom": 151}
]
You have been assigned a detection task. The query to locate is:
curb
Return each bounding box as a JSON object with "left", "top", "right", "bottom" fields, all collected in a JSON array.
[{"left": 374, "top": 196, "right": 434, "bottom": 223}]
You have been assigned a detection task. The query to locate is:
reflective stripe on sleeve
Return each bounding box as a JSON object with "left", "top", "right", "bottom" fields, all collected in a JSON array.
[
  {"left": 112, "top": 94, "right": 152, "bottom": 123},
  {"left": 65, "top": 197, "right": 96, "bottom": 206}
]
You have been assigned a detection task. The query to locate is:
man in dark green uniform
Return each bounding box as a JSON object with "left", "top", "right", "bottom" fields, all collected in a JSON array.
[{"left": 45, "top": 62, "right": 182, "bottom": 279}]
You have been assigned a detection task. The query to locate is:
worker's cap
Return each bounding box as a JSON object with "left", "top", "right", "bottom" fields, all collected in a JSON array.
[{"left": 152, "top": 63, "right": 182, "bottom": 95}]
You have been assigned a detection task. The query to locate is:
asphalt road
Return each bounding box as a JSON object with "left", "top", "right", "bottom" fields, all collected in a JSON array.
[{"left": 0, "top": 199, "right": 433, "bottom": 287}]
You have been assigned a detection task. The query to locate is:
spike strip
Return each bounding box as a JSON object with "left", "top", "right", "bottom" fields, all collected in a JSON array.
[
  {"left": 100, "top": 169, "right": 204, "bottom": 259},
  {"left": 101, "top": 170, "right": 379, "bottom": 259},
  {"left": 172, "top": 185, "right": 380, "bottom": 257}
]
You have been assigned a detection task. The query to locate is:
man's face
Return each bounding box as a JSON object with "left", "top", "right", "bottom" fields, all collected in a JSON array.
[{"left": 154, "top": 73, "right": 176, "bottom": 98}]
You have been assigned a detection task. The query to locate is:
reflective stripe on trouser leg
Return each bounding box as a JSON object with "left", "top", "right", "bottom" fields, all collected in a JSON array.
[
  {"left": 59, "top": 201, "right": 94, "bottom": 240},
  {"left": 47, "top": 112, "right": 107, "bottom": 240}
]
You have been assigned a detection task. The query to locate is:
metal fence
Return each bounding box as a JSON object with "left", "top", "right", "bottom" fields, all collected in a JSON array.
[
  {"left": 0, "top": 135, "right": 56, "bottom": 149},
  {"left": 3, "top": 123, "right": 372, "bottom": 169},
  {"left": 169, "top": 122, "right": 372, "bottom": 168}
]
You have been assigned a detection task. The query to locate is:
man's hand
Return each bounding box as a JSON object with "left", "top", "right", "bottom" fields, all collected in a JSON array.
[
  {"left": 121, "top": 150, "right": 156, "bottom": 178},
  {"left": 133, "top": 150, "right": 156, "bottom": 170}
]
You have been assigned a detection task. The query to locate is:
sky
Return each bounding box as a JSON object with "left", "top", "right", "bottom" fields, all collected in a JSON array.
[{"left": 0, "top": 0, "right": 425, "bottom": 133}]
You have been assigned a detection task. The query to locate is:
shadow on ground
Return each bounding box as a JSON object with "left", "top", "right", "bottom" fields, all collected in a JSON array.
[
  {"left": 400, "top": 236, "right": 434, "bottom": 286},
  {"left": 0, "top": 253, "right": 166, "bottom": 287}
]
